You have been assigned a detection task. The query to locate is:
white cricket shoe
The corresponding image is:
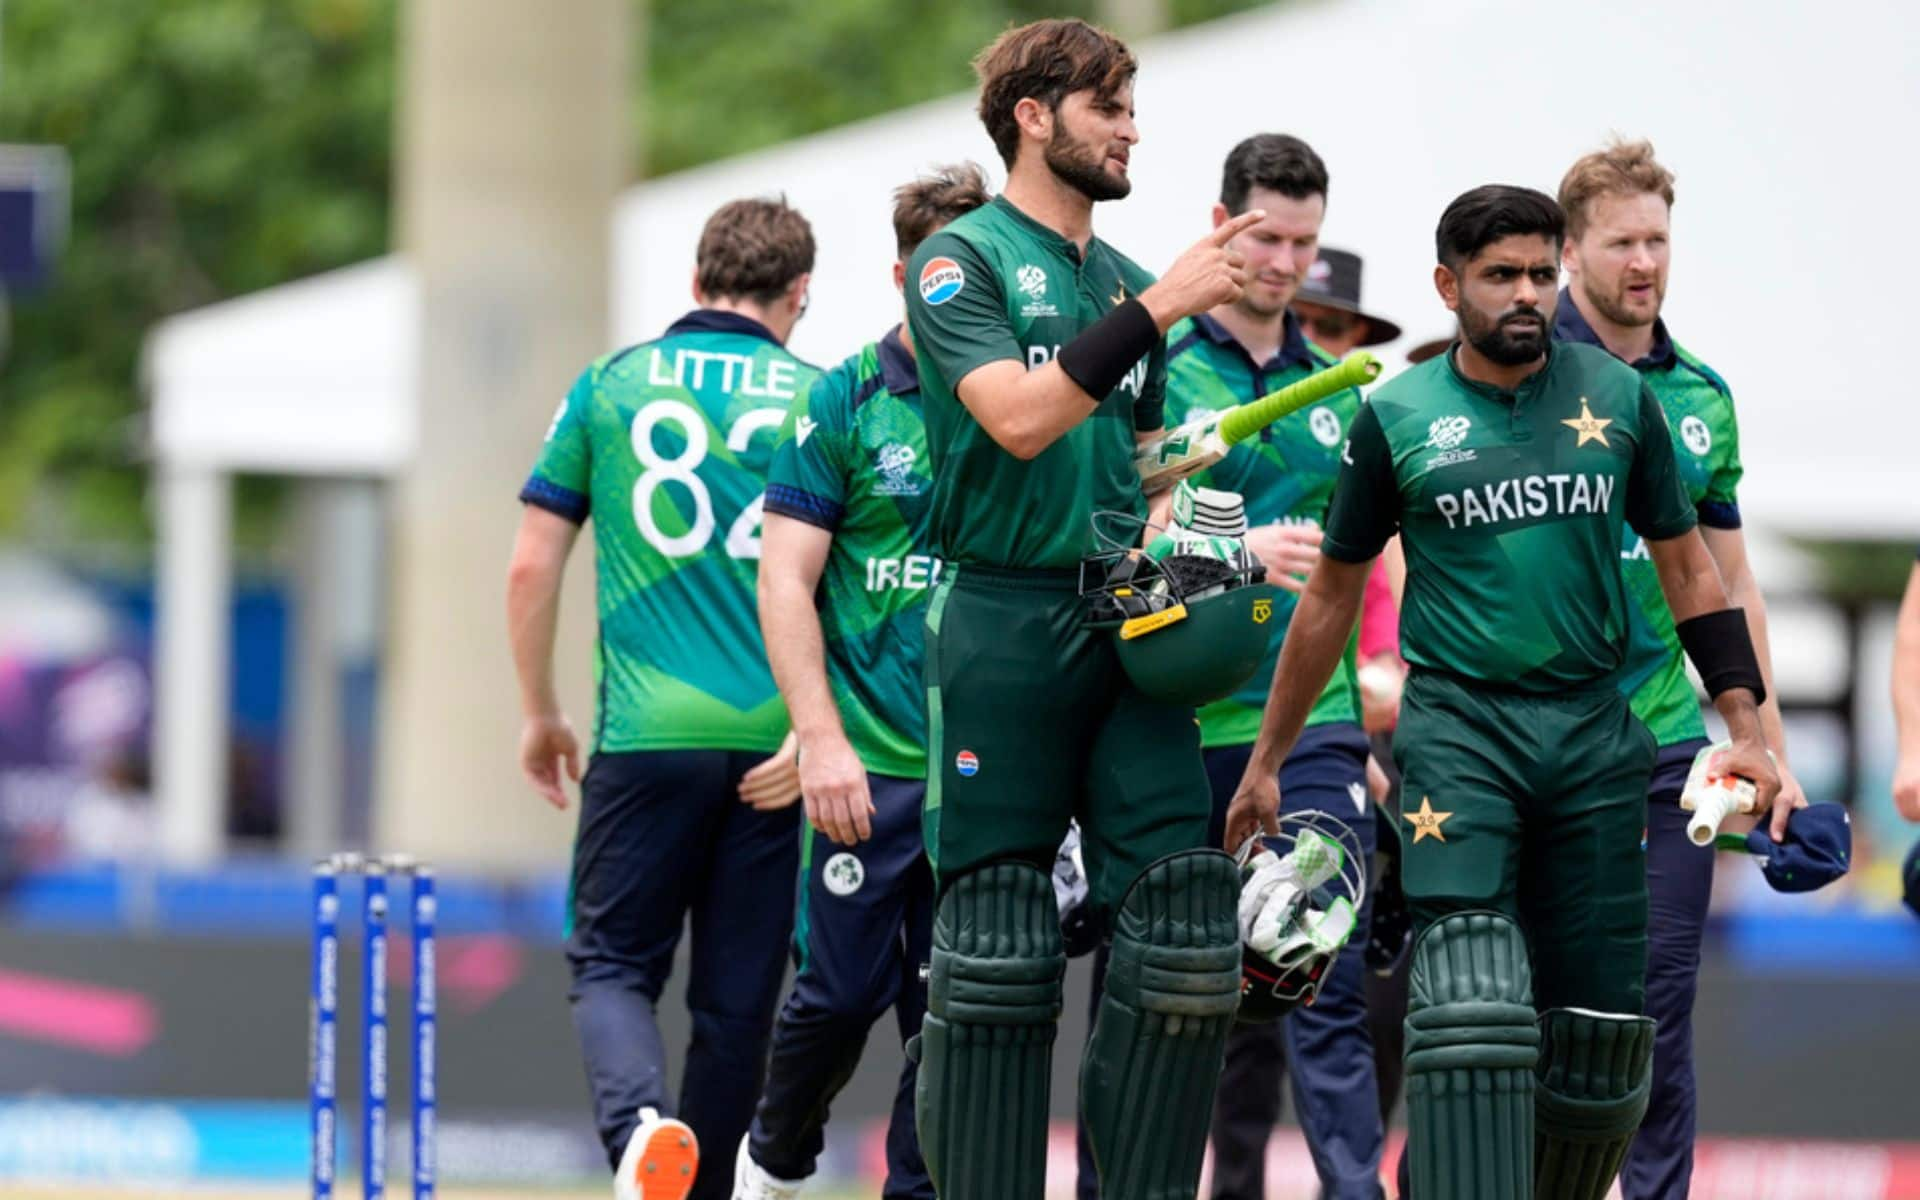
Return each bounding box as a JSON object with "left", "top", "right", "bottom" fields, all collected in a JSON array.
[
  {"left": 614, "top": 1106, "right": 698, "bottom": 1200},
  {"left": 732, "top": 1134, "right": 805, "bottom": 1200}
]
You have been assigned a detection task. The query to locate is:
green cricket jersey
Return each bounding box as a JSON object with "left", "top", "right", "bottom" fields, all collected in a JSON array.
[
  {"left": 905, "top": 195, "right": 1165, "bottom": 569},
  {"left": 1322, "top": 340, "right": 1696, "bottom": 693},
  {"left": 1167, "top": 311, "right": 1362, "bottom": 745},
  {"left": 764, "top": 326, "right": 933, "bottom": 779},
  {"left": 1556, "top": 294, "right": 1742, "bottom": 746},
  {"left": 520, "top": 310, "right": 819, "bottom": 753}
]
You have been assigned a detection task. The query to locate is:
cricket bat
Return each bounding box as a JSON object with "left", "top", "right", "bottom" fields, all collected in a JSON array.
[{"left": 1135, "top": 352, "right": 1383, "bottom": 494}]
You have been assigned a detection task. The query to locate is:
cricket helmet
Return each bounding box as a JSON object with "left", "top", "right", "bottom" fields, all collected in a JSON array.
[
  {"left": 1080, "top": 509, "right": 1278, "bottom": 709},
  {"left": 1234, "top": 809, "right": 1369, "bottom": 1023}
]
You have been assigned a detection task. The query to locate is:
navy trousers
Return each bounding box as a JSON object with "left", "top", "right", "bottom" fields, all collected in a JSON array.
[
  {"left": 748, "top": 774, "right": 935, "bottom": 1198},
  {"left": 565, "top": 749, "right": 800, "bottom": 1200},
  {"left": 1621, "top": 738, "right": 1714, "bottom": 1200}
]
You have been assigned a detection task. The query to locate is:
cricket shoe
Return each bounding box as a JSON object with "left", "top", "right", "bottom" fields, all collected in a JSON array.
[
  {"left": 732, "top": 1135, "right": 805, "bottom": 1199},
  {"left": 615, "top": 1106, "right": 698, "bottom": 1200}
]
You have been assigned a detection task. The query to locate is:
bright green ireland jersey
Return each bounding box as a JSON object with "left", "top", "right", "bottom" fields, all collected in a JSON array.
[
  {"left": 905, "top": 195, "right": 1166, "bottom": 569},
  {"left": 765, "top": 327, "right": 933, "bottom": 779},
  {"left": 1556, "top": 297, "right": 1742, "bottom": 745},
  {"left": 1166, "top": 312, "right": 1362, "bottom": 745},
  {"left": 1323, "top": 341, "right": 1696, "bottom": 693},
  {"left": 520, "top": 310, "right": 819, "bottom": 753}
]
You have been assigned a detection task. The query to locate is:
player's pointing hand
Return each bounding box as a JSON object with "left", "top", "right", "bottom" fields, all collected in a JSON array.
[{"left": 1141, "top": 210, "right": 1265, "bottom": 331}]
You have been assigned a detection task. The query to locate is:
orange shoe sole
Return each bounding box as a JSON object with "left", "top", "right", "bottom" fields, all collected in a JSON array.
[{"left": 630, "top": 1119, "right": 699, "bottom": 1200}]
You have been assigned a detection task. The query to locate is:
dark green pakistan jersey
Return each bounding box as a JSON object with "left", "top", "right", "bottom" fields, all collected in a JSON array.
[
  {"left": 1323, "top": 341, "right": 1696, "bottom": 692},
  {"left": 1556, "top": 294, "right": 1743, "bottom": 746},
  {"left": 905, "top": 195, "right": 1166, "bottom": 569},
  {"left": 1167, "top": 312, "right": 1362, "bottom": 744},
  {"left": 765, "top": 327, "right": 933, "bottom": 779}
]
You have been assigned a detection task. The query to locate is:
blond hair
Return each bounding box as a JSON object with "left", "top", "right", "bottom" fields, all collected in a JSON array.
[{"left": 1557, "top": 138, "right": 1676, "bottom": 240}]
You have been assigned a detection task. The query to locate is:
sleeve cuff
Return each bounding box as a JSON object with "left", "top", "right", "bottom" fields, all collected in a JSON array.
[
  {"left": 1696, "top": 499, "right": 1742, "bottom": 529},
  {"left": 1633, "top": 509, "right": 1699, "bottom": 542},
  {"left": 519, "top": 477, "right": 589, "bottom": 524},
  {"left": 1321, "top": 532, "right": 1387, "bottom": 564},
  {"left": 764, "top": 483, "right": 844, "bottom": 532}
]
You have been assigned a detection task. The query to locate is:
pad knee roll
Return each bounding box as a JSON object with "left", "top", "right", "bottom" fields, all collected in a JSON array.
[
  {"left": 916, "top": 861, "right": 1064, "bottom": 1200},
  {"left": 1404, "top": 911, "right": 1540, "bottom": 1200},
  {"left": 1083, "top": 849, "right": 1241, "bottom": 1200},
  {"left": 1534, "top": 1007, "right": 1657, "bottom": 1200}
]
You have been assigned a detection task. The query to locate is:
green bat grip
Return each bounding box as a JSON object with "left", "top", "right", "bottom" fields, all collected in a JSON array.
[{"left": 1216, "top": 352, "right": 1383, "bottom": 446}]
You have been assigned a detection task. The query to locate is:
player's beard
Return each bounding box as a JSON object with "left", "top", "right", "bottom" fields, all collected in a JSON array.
[
  {"left": 1459, "top": 301, "right": 1548, "bottom": 366},
  {"left": 1580, "top": 272, "right": 1664, "bottom": 329},
  {"left": 1045, "top": 123, "right": 1131, "bottom": 202}
]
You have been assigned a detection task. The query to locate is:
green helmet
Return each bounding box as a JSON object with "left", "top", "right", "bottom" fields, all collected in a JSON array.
[{"left": 1081, "top": 511, "right": 1278, "bottom": 708}]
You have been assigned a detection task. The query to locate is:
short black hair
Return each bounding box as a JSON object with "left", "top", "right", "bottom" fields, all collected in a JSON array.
[
  {"left": 1435, "top": 185, "right": 1565, "bottom": 271},
  {"left": 1220, "top": 133, "right": 1328, "bottom": 214}
]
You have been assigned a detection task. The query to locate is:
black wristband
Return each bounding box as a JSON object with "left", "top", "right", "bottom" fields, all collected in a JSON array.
[
  {"left": 1675, "top": 607, "right": 1766, "bottom": 705},
  {"left": 1055, "top": 298, "right": 1160, "bottom": 402}
]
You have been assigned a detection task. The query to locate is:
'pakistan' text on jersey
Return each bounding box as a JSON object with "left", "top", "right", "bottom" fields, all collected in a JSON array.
[
  {"left": 1167, "top": 311, "right": 1362, "bottom": 744},
  {"left": 1556, "top": 295, "right": 1742, "bottom": 746},
  {"left": 764, "top": 327, "right": 933, "bottom": 779},
  {"left": 906, "top": 195, "right": 1166, "bottom": 569},
  {"left": 1322, "top": 341, "right": 1696, "bottom": 692},
  {"left": 520, "top": 310, "right": 819, "bottom": 753}
]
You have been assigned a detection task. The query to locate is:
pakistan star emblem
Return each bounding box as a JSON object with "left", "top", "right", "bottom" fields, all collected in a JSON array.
[
  {"left": 1561, "top": 398, "right": 1613, "bottom": 448},
  {"left": 1111, "top": 281, "right": 1127, "bottom": 306},
  {"left": 1404, "top": 796, "right": 1452, "bottom": 844}
]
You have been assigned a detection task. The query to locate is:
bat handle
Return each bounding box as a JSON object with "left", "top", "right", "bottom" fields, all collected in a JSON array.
[{"left": 1683, "top": 778, "right": 1758, "bottom": 846}]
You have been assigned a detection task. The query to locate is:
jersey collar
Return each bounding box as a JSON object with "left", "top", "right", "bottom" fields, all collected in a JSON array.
[
  {"left": 665, "top": 308, "right": 782, "bottom": 345},
  {"left": 1552, "top": 288, "right": 1676, "bottom": 370},
  {"left": 990, "top": 194, "right": 1085, "bottom": 260},
  {"left": 878, "top": 324, "right": 919, "bottom": 396},
  {"left": 1190, "top": 309, "right": 1317, "bottom": 372},
  {"left": 1442, "top": 336, "right": 1558, "bottom": 403}
]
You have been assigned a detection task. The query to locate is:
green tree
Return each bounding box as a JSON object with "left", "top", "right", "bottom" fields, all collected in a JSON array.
[
  {"left": 0, "top": 0, "right": 396, "bottom": 545},
  {"left": 1, "top": 0, "right": 1270, "bottom": 547}
]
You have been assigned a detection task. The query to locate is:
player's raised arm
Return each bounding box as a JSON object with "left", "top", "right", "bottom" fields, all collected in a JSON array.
[{"left": 938, "top": 211, "right": 1263, "bottom": 460}]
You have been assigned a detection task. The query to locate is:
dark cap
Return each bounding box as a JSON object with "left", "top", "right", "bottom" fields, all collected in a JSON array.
[
  {"left": 1741, "top": 804, "right": 1852, "bottom": 894},
  {"left": 1295, "top": 248, "right": 1402, "bottom": 346}
]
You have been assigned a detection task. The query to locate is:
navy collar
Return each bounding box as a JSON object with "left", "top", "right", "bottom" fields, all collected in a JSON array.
[
  {"left": 878, "top": 324, "right": 919, "bottom": 395},
  {"left": 1191, "top": 309, "right": 1317, "bottom": 372},
  {"left": 664, "top": 308, "right": 782, "bottom": 345},
  {"left": 1552, "top": 288, "right": 1675, "bottom": 370}
]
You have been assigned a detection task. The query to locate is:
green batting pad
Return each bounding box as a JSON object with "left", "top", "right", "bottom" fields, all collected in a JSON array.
[
  {"left": 915, "top": 861, "right": 1064, "bottom": 1200},
  {"left": 1404, "top": 911, "right": 1540, "bottom": 1200},
  {"left": 1082, "top": 850, "right": 1241, "bottom": 1200},
  {"left": 1534, "top": 1007, "right": 1658, "bottom": 1200}
]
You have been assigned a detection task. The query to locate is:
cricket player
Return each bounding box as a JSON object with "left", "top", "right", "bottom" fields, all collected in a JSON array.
[
  {"left": 902, "top": 19, "right": 1266, "bottom": 1200},
  {"left": 1162, "top": 133, "right": 1384, "bottom": 1200},
  {"left": 507, "top": 198, "right": 820, "bottom": 1200},
  {"left": 1553, "top": 138, "right": 1803, "bottom": 1199},
  {"left": 734, "top": 164, "right": 991, "bottom": 1200},
  {"left": 1898, "top": 550, "right": 1920, "bottom": 823},
  {"left": 1225, "top": 185, "right": 1783, "bottom": 1200}
]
